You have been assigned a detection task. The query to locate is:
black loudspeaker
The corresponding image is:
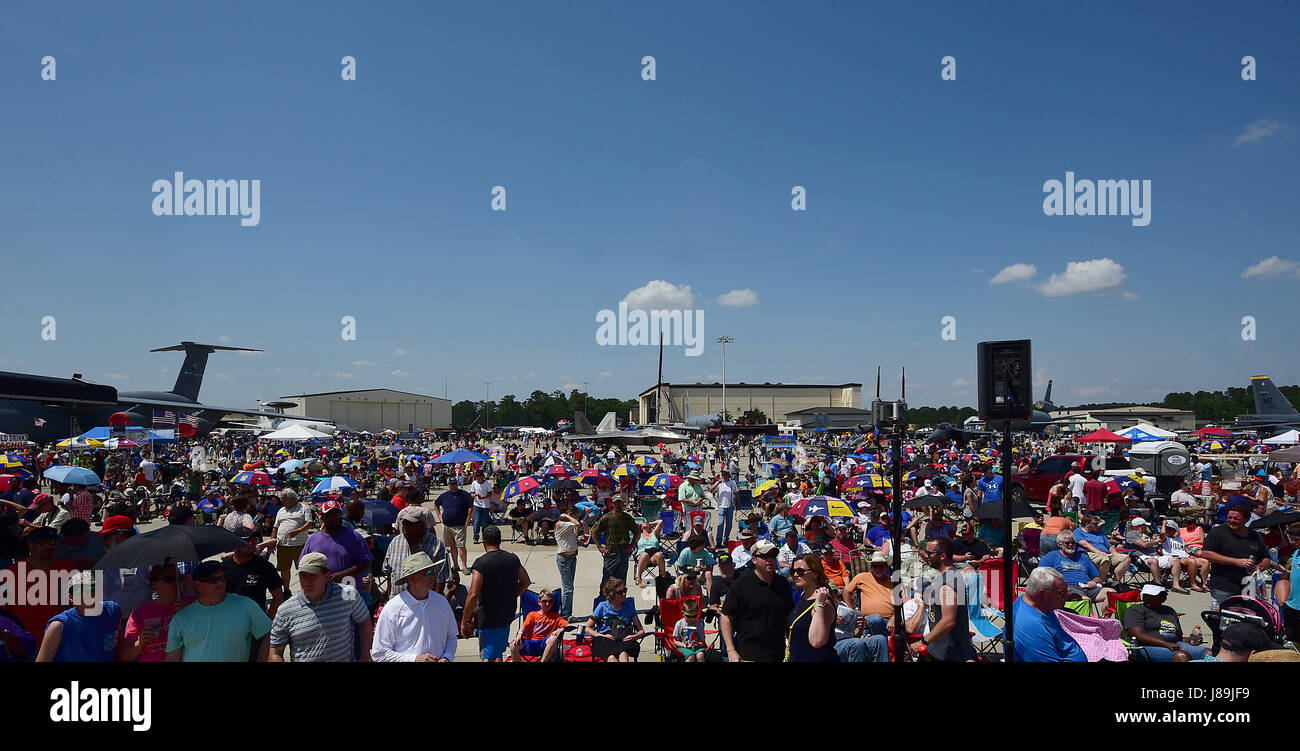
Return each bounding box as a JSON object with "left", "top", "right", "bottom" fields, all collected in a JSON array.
[{"left": 978, "top": 340, "right": 1033, "bottom": 422}]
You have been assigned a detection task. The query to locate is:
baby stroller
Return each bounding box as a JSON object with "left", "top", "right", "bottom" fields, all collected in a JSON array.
[{"left": 1201, "top": 595, "right": 1288, "bottom": 653}]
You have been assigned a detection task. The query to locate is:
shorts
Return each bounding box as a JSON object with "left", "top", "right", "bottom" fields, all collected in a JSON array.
[
  {"left": 678, "top": 645, "right": 704, "bottom": 658},
  {"left": 276, "top": 544, "right": 303, "bottom": 572},
  {"left": 520, "top": 638, "right": 548, "bottom": 657},
  {"left": 1068, "top": 584, "right": 1100, "bottom": 599},
  {"left": 442, "top": 524, "right": 467, "bottom": 549},
  {"left": 1141, "top": 555, "right": 1173, "bottom": 569},
  {"left": 479, "top": 626, "right": 509, "bottom": 660},
  {"left": 592, "top": 634, "right": 641, "bottom": 661}
]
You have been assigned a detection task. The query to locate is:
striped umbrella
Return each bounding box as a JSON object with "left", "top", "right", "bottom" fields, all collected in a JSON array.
[
  {"left": 102, "top": 438, "right": 140, "bottom": 450},
  {"left": 231, "top": 470, "right": 273, "bottom": 486},
  {"left": 611, "top": 464, "right": 641, "bottom": 479},
  {"left": 642, "top": 473, "right": 684, "bottom": 490},
  {"left": 502, "top": 476, "right": 542, "bottom": 500},
  {"left": 1204, "top": 441, "right": 1228, "bottom": 452},
  {"left": 56, "top": 437, "right": 104, "bottom": 450},
  {"left": 312, "top": 476, "right": 358, "bottom": 494},
  {"left": 273, "top": 449, "right": 291, "bottom": 461}
]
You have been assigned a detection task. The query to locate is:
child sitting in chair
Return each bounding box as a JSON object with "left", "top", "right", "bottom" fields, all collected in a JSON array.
[{"left": 672, "top": 598, "right": 707, "bottom": 662}]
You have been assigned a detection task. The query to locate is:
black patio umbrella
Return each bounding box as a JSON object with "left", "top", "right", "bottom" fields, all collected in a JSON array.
[
  {"left": 1249, "top": 510, "right": 1300, "bottom": 530},
  {"left": 903, "top": 496, "right": 945, "bottom": 509},
  {"left": 93, "top": 524, "right": 246, "bottom": 571},
  {"left": 550, "top": 478, "right": 583, "bottom": 491},
  {"left": 975, "top": 499, "right": 1039, "bottom": 520}
]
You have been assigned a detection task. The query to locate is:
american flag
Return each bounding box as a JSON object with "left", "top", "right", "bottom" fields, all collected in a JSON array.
[
  {"left": 180, "top": 413, "right": 201, "bottom": 427},
  {"left": 152, "top": 410, "right": 176, "bottom": 425}
]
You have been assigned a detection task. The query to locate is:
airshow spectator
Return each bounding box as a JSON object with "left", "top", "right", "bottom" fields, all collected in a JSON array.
[
  {"left": 4, "top": 526, "right": 77, "bottom": 645},
  {"left": 1011, "top": 567, "right": 1086, "bottom": 662},
  {"left": 1199, "top": 503, "right": 1270, "bottom": 608},
  {"left": 166, "top": 560, "right": 273, "bottom": 662},
  {"left": 914, "top": 537, "right": 975, "bottom": 662},
  {"left": 269, "top": 552, "right": 372, "bottom": 662},
  {"left": 221, "top": 526, "right": 285, "bottom": 616},
  {"left": 35, "top": 571, "right": 121, "bottom": 662},
  {"left": 1037, "top": 531, "right": 1114, "bottom": 604},
  {"left": 591, "top": 496, "right": 637, "bottom": 590},
  {"left": 272, "top": 490, "right": 312, "bottom": 591},
  {"left": 787, "top": 553, "right": 838, "bottom": 662},
  {"left": 1073, "top": 515, "right": 1131, "bottom": 581},
  {"left": 118, "top": 563, "right": 195, "bottom": 662},
  {"left": 384, "top": 506, "right": 452, "bottom": 597},
  {"left": 583, "top": 577, "right": 645, "bottom": 663},
  {"left": 720, "top": 540, "right": 795, "bottom": 662},
  {"left": 1123, "top": 583, "right": 1209, "bottom": 662},
  {"left": 461, "top": 526, "right": 530, "bottom": 661},
  {"left": 433, "top": 476, "right": 473, "bottom": 575},
  {"left": 371, "top": 552, "right": 458, "bottom": 662},
  {"left": 300, "top": 500, "right": 372, "bottom": 589}
]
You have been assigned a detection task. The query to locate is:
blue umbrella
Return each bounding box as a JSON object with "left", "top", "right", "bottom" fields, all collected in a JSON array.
[
  {"left": 312, "top": 476, "right": 358, "bottom": 494},
  {"left": 432, "top": 448, "right": 491, "bottom": 464},
  {"left": 361, "top": 499, "right": 400, "bottom": 527},
  {"left": 44, "top": 465, "right": 101, "bottom": 485},
  {"left": 279, "top": 459, "right": 307, "bottom": 472}
]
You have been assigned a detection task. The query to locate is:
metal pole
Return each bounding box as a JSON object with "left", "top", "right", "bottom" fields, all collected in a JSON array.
[
  {"left": 716, "top": 336, "right": 733, "bottom": 421},
  {"left": 1001, "top": 419, "right": 1015, "bottom": 662},
  {"left": 890, "top": 420, "right": 906, "bottom": 662}
]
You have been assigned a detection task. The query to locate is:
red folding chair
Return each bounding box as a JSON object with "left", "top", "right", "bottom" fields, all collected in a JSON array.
[
  {"left": 651, "top": 595, "right": 717, "bottom": 661},
  {"left": 977, "top": 558, "right": 1020, "bottom": 613}
]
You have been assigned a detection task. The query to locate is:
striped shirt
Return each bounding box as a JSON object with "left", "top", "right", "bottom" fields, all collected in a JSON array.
[
  {"left": 269, "top": 583, "right": 369, "bottom": 662},
  {"left": 383, "top": 532, "right": 452, "bottom": 595}
]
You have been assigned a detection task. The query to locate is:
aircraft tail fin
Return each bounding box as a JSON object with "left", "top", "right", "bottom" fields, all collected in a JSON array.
[
  {"left": 1044, "top": 379, "right": 1053, "bottom": 405},
  {"left": 596, "top": 412, "right": 618, "bottom": 433},
  {"left": 1251, "top": 376, "right": 1299, "bottom": 417},
  {"left": 150, "top": 342, "right": 261, "bottom": 402},
  {"left": 573, "top": 411, "right": 596, "bottom": 435}
]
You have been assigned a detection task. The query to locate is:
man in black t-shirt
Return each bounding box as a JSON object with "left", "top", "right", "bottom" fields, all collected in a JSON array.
[
  {"left": 720, "top": 540, "right": 794, "bottom": 661},
  {"left": 952, "top": 523, "right": 994, "bottom": 566},
  {"left": 1199, "top": 504, "right": 1270, "bottom": 609},
  {"left": 461, "top": 526, "right": 530, "bottom": 662},
  {"left": 222, "top": 527, "right": 285, "bottom": 617}
]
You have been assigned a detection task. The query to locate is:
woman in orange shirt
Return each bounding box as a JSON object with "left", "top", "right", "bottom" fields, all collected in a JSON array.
[
  {"left": 1177, "top": 518, "right": 1204, "bottom": 554},
  {"left": 1039, "top": 515, "right": 1075, "bottom": 553}
]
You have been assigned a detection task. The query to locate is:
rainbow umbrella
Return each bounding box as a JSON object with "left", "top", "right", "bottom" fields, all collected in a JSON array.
[
  {"left": 502, "top": 476, "right": 542, "bottom": 500},
  {"left": 232, "top": 470, "right": 273, "bottom": 486},
  {"left": 643, "top": 473, "right": 684, "bottom": 490}
]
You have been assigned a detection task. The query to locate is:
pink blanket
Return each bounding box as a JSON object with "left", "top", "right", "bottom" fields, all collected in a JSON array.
[{"left": 1054, "top": 609, "right": 1129, "bottom": 662}]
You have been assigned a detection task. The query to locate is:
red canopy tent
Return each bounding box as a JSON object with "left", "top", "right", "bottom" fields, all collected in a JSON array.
[
  {"left": 1075, "top": 429, "right": 1132, "bottom": 443},
  {"left": 1192, "top": 426, "right": 1233, "bottom": 437}
]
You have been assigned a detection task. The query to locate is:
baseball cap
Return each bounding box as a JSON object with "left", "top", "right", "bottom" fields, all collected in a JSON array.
[
  {"left": 193, "top": 560, "right": 225, "bottom": 580},
  {"left": 27, "top": 526, "right": 59, "bottom": 542},
  {"left": 1130, "top": 517, "right": 1149, "bottom": 527},
  {"left": 1163, "top": 519, "right": 1178, "bottom": 530},
  {"left": 1140, "top": 583, "right": 1166, "bottom": 597},
  {"left": 396, "top": 506, "right": 426, "bottom": 525},
  {"left": 446, "top": 476, "right": 459, "bottom": 484},
  {"left": 98, "top": 515, "right": 135, "bottom": 535},
  {"left": 751, "top": 540, "right": 779, "bottom": 557},
  {"left": 319, "top": 500, "right": 343, "bottom": 514},
  {"left": 1220, "top": 622, "right": 1274, "bottom": 654},
  {"left": 298, "top": 552, "right": 330, "bottom": 575},
  {"left": 857, "top": 502, "right": 869, "bottom": 509},
  {"left": 28, "top": 493, "right": 53, "bottom": 509}
]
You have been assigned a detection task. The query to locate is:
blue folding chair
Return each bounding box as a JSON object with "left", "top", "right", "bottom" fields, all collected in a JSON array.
[{"left": 965, "top": 571, "right": 1005, "bottom": 658}]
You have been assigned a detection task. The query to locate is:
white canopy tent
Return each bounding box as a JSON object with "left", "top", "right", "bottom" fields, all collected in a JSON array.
[
  {"left": 259, "top": 424, "right": 333, "bottom": 441},
  {"left": 1263, "top": 429, "right": 1300, "bottom": 445},
  {"left": 1116, "top": 423, "right": 1177, "bottom": 441}
]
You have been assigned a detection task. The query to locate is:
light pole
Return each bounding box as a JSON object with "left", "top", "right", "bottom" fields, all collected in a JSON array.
[
  {"left": 582, "top": 381, "right": 589, "bottom": 414},
  {"left": 484, "top": 382, "right": 491, "bottom": 430},
  {"left": 716, "top": 336, "right": 734, "bottom": 421}
]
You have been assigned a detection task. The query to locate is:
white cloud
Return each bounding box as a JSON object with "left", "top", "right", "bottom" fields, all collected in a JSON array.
[
  {"left": 391, "top": 369, "right": 410, "bottom": 378},
  {"left": 717, "top": 289, "right": 759, "bottom": 307},
  {"left": 213, "top": 373, "right": 233, "bottom": 381},
  {"left": 103, "top": 373, "right": 130, "bottom": 380},
  {"left": 1234, "top": 118, "right": 1288, "bottom": 147},
  {"left": 1075, "top": 385, "right": 1113, "bottom": 398},
  {"left": 522, "top": 372, "right": 535, "bottom": 379},
  {"left": 394, "top": 349, "right": 409, "bottom": 356},
  {"left": 353, "top": 360, "right": 386, "bottom": 367},
  {"left": 989, "top": 263, "right": 1037, "bottom": 284},
  {"left": 1122, "top": 291, "right": 1140, "bottom": 300},
  {"left": 623, "top": 280, "right": 695, "bottom": 310},
  {"left": 217, "top": 336, "right": 231, "bottom": 344},
  {"left": 328, "top": 372, "right": 355, "bottom": 380},
  {"left": 950, "top": 378, "right": 971, "bottom": 388},
  {"left": 1036, "top": 258, "right": 1127, "bottom": 297},
  {"left": 1241, "top": 256, "right": 1300, "bottom": 279},
  {"left": 597, "top": 371, "right": 612, "bottom": 379},
  {"left": 562, "top": 383, "right": 581, "bottom": 390}
]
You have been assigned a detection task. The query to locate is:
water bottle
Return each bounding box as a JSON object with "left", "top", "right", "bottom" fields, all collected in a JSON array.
[
  {"left": 1190, "top": 625, "right": 1203, "bottom": 647},
  {"left": 1269, "top": 547, "right": 1279, "bottom": 565}
]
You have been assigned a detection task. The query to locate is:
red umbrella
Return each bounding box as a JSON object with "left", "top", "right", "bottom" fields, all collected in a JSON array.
[
  {"left": 1192, "top": 426, "right": 1234, "bottom": 437},
  {"left": 108, "top": 411, "right": 131, "bottom": 427},
  {"left": 1075, "top": 429, "right": 1132, "bottom": 443}
]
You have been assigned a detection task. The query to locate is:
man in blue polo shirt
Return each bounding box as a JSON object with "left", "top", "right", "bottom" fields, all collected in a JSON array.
[
  {"left": 976, "top": 465, "right": 1002, "bottom": 503},
  {"left": 1012, "top": 566, "right": 1086, "bottom": 662},
  {"left": 1036, "top": 531, "right": 1114, "bottom": 604}
]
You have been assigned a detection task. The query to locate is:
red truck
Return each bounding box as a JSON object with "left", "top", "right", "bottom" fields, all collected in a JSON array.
[{"left": 1007, "top": 454, "right": 1130, "bottom": 503}]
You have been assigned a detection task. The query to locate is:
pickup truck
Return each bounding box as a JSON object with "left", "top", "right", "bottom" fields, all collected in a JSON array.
[{"left": 1007, "top": 454, "right": 1130, "bottom": 503}]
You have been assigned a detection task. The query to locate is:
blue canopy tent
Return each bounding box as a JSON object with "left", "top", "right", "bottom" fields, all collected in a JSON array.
[{"left": 77, "top": 426, "right": 176, "bottom": 443}]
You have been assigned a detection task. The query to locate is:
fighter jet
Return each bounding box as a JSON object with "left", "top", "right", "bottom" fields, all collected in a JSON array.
[
  {"left": 1234, "top": 376, "right": 1300, "bottom": 433},
  {"left": 0, "top": 342, "right": 333, "bottom": 441},
  {"left": 562, "top": 411, "right": 691, "bottom": 445}
]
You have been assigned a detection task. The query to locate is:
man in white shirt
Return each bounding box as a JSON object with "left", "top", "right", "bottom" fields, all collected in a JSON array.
[
  {"left": 371, "top": 552, "right": 459, "bottom": 662},
  {"left": 1067, "top": 469, "right": 1087, "bottom": 509},
  {"left": 272, "top": 490, "right": 312, "bottom": 590},
  {"left": 468, "top": 470, "right": 495, "bottom": 545},
  {"left": 1169, "top": 481, "right": 1197, "bottom": 508},
  {"left": 713, "top": 470, "right": 738, "bottom": 541},
  {"left": 138, "top": 457, "right": 156, "bottom": 483}
]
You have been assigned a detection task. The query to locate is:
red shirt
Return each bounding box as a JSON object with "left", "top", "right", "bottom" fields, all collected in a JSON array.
[
  {"left": 5, "top": 558, "right": 78, "bottom": 644},
  {"left": 391, "top": 494, "right": 408, "bottom": 510},
  {"left": 1083, "top": 479, "right": 1107, "bottom": 511}
]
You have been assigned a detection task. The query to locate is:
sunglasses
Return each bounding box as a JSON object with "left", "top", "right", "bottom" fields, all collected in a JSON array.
[
  {"left": 791, "top": 568, "right": 810, "bottom": 575},
  {"left": 754, "top": 551, "right": 779, "bottom": 559}
]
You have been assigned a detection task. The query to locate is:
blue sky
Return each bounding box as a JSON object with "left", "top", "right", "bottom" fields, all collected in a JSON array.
[{"left": 2, "top": 1, "right": 1297, "bottom": 413}]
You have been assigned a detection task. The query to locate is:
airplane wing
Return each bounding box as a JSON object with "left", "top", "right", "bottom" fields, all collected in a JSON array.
[{"left": 116, "top": 395, "right": 334, "bottom": 424}]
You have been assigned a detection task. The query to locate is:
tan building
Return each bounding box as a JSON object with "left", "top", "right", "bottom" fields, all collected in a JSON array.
[
  {"left": 278, "top": 388, "right": 451, "bottom": 433},
  {"left": 1048, "top": 405, "right": 1196, "bottom": 433},
  {"left": 638, "top": 382, "right": 862, "bottom": 424}
]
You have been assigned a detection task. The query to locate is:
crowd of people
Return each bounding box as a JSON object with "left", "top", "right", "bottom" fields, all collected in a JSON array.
[{"left": 1, "top": 426, "right": 1297, "bottom": 663}]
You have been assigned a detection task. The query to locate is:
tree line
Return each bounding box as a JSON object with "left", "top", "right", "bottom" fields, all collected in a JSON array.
[{"left": 452, "top": 390, "right": 638, "bottom": 430}]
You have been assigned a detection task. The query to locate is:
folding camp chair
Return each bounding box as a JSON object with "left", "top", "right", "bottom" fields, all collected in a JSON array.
[
  {"left": 965, "top": 571, "right": 1004, "bottom": 658},
  {"left": 651, "top": 595, "right": 718, "bottom": 661}
]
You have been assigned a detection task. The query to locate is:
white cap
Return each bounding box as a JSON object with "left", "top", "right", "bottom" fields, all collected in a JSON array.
[
  {"left": 1131, "top": 517, "right": 1150, "bottom": 527},
  {"left": 1140, "top": 583, "right": 1166, "bottom": 597}
]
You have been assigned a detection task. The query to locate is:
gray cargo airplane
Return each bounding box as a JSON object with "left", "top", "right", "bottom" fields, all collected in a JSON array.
[
  {"left": 0, "top": 342, "right": 332, "bottom": 442},
  {"left": 1234, "top": 376, "right": 1300, "bottom": 433}
]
